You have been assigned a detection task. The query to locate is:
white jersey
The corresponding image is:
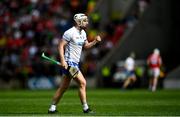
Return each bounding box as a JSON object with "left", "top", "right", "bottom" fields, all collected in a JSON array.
[
  {"left": 62, "top": 26, "right": 87, "bottom": 63},
  {"left": 125, "top": 57, "right": 135, "bottom": 71}
]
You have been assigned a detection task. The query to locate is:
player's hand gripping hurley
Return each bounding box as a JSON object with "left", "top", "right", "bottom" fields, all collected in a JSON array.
[{"left": 41, "top": 52, "right": 79, "bottom": 78}]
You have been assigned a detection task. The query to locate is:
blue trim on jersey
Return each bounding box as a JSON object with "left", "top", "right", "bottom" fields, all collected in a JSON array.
[
  {"left": 67, "top": 61, "right": 79, "bottom": 68},
  {"left": 68, "top": 41, "right": 70, "bottom": 60}
]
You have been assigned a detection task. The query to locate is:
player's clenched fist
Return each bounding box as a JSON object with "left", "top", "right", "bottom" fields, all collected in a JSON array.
[{"left": 95, "top": 35, "right": 101, "bottom": 42}]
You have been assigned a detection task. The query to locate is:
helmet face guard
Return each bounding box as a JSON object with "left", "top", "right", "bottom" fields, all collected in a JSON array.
[{"left": 74, "top": 13, "right": 88, "bottom": 27}]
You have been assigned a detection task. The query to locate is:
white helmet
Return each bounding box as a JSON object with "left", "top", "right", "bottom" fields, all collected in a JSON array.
[
  {"left": 74, "top": 13, "right": 88, "bottom": 27},
  {"left": 153, "top": 48, "right": 160, "bottom": 55}
]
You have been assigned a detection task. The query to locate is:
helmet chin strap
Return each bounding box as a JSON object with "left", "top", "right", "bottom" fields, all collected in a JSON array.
[{"left": 80, "top": 20, "right": 85, "bottom": 27}]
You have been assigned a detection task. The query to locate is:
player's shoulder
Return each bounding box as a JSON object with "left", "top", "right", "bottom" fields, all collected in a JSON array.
[
  {"left": 127, "top": 57, "right": 133, "bottom": 61},
  {"left": 62, "top": 27, "right": 75, "bottom": 40},
  {"left": 82, "top": 29, "right": 86, "bottom": 34},
  {"left": 64, "top": 27, "right": 74, "bottom": 33},
  {"left": 80, "top": 29, "right": 87, "bottom": 37}
]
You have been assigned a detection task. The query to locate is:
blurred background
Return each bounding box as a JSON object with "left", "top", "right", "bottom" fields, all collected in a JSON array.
[{"left": 0, "top": 0, "right": 179, "bottom": 90}]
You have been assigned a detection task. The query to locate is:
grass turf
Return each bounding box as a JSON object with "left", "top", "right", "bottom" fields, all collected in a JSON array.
[{"left": 0, "top": 89, "right": 180, "bottom": 116}]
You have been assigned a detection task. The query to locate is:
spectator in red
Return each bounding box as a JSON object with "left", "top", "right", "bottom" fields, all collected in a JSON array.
[{"left": 111, "top": 23, "right": 125, "bottom": 45}]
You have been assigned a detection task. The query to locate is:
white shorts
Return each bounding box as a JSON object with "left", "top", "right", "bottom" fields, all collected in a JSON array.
[{"left": 149, "top": 68, "right": 160, "bottom": 78}]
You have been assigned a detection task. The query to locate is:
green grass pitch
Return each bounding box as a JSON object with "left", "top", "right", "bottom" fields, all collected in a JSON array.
[{"left": 0, "top": 89, "right": 180, "bottom": 116}]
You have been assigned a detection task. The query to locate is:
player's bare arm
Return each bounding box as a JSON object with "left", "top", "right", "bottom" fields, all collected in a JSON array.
[
  {"left": 58, "top": 39, "right": 68, "bottom": 69},
  {"left": 84, "top": 35, "right": 101, "bottom": 49}
]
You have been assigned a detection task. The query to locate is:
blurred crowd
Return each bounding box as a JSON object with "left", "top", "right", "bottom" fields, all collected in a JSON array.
[{"left": 0, "top": 0, "right": 150, "bottom": 88}]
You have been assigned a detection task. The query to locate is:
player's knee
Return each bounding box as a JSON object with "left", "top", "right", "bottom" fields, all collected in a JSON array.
[
  {"left": 80, "top": 80, "right": 86, "bottom": 88},
  {"left": 132, "top": 77, "right": 136, "bottom": 82}
]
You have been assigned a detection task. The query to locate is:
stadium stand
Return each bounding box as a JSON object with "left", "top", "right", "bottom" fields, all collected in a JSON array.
[{"left": 1, "top": 0, "right": 179, "bottom": 89}]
